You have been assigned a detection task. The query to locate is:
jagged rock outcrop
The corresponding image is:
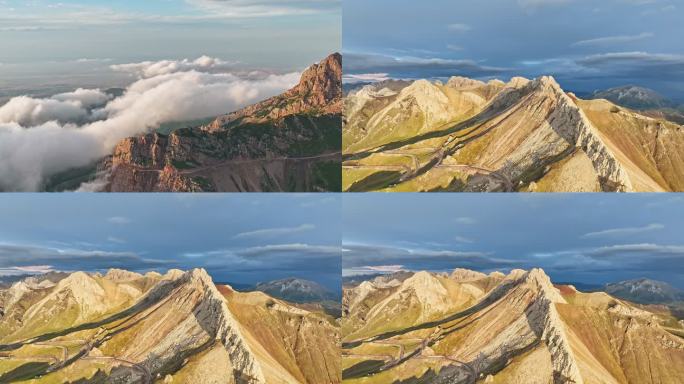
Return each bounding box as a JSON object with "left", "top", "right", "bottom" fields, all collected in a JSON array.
[
  {"left": 168, "top": 269, "right": 265, "bottom": 383},
  {"left": 531, "top": 77, "right": 632, "bottom": 191},
  {"left": 523, "top": 269, "right": 583, "bottom": 384},
  {"left": 451, "top": 268, "right": 487, "bottom": 282},
  {"left": 104, "top": 268, "right": 144, "bottom": 282},
  {"left": 208, "top": 52, "right": 342, "bottom": 129}
]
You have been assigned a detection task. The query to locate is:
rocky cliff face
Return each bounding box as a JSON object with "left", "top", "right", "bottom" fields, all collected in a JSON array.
[
  {"left": 531, "top": 77, "right": 632, "bottom": 191},
  {"left": 100, "top": 53, "right": 342, "bottom": 192}
]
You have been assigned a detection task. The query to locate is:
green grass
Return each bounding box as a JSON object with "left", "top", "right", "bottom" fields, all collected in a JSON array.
[
  {"left": 157, "top": 116, "right": 216, "bottom": 135},
  {"left": 0, "top": 361, "right": 51, "bottom": 382},
  {"left": 171, "top": 160, "right": 198, "bottom": 170},
  {"left": 312, "top": 161, "right": 342, "bottom": 192},
  {"left": 345, "top": 171, "right": 402, "bottom": 192},
  {"left": 342, "top": 359, "right": 385, "bottom": 380},
  {"left": 191, "top": 177, "right": 214, "bottom": 191},
  {"left": 43, "top": 163, "right": 99, "bottom": 192}
]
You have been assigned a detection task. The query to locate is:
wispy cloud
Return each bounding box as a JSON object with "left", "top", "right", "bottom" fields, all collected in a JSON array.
[
  {"left": 107, "top": 216, "right": 132, "bottom": 225},
  {"left": 342, "top": 243, "right": 513, "bottom": 271},
  {"left": 232, "top": 224, "right": 315, "bottom": 239},
  {"left": 185, "top": 0, "right": 340, "bottom": 18},
  {"left": 572, "top": 32, "right": 654, "bottom": 47},
  {"left": 581, "top": 223, "right": 664, "bottom": 238},
  {"left": 344, "top": 52, "right": 509, "bottom": 79},
  {"left": 0, "top": 242, "right": 171, "bottom": 270},
  {"left": 518, "top": 0, "right": 572, "bottom": 10},
  {"left": 455, "top": 236, "right": 474, "bottom": 243},
  {"left": 447, "top": 23, "right": 471, "bottom": 32},
  {"left": 344, "top": 265, "right": 405, "bottom": 276},
  {"left": 0, "top": 265, "right": 55, "bottom": 277},
  {"left": 454, "top": 217, "right": 476, "bottom": 225},
  {"left": 236, "top": 243, "right": 341, "bottom": 257},
  {"left": 107, "top": 236, "right": 127, "bottom": 244},
  {"left": 342, "top": 73, "right": 391, "bottom": 84}
]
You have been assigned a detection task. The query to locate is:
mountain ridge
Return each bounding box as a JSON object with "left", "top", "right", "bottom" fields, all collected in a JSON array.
[
  {"left": 342, "top": 267, "right": 684, "bottom": 383},
  {"left": 343, "top": 75, "right": 684, "bottom": 192},
  {"left": 0, "top": 268, "right": 340, "bottom": 383}
]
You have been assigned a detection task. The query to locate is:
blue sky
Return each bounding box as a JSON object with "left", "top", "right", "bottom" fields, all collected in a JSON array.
[
  {"left": 343, "top": 194, "right": 684, "bottom": 289},
  {"left": 0, "top": 0, "right": 340, "bottom": 94},
  {"left": 343, "top": 0, "right": 684, "bottom": 100},
  {"left": 0, "top": 194, "right": 341, "bottom": 291}
]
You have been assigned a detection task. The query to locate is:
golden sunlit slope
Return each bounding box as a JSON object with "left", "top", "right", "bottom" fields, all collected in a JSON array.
[
  {"left": 342, "top": 268, "right": 684, "bottom": 384},
  {"left": 343, "top": 75, "right": 684, "bottom": 192},
  {"left": 0, "top": 269, "right": 339, "bottom": 384}
]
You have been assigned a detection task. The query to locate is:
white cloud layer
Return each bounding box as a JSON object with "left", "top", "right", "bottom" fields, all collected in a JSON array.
[
  {"left": 0, "top": 56, "right": 300, "bottom": 191},
  {"left": 185, "top": 0, "right": 340, "bottom": 18},
  {"left": 111, "top": 56, "right": 238, "bottom": 78}
]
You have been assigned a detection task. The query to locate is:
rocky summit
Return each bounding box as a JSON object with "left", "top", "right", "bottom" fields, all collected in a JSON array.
[
  {"left": 100, "top": 53, "right": 342, "bottom": 192},
  {"left": 342, "top": 268, "right": 684, "bottom": 383},
  {"left": 343, "top": 75, "right": 684, "bottom": 192},
  {"left": 0, "top": 269, "right": 340, "bottom": 383}
]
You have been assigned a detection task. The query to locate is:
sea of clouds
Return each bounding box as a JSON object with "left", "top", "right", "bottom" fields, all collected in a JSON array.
[{"left": 0, "top": 56, "right": 300, "bottom": 191}]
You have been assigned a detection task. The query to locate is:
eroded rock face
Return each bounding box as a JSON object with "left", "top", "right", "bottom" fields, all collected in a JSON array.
[
  {"left": 532, "top": 77, "right": 632, "bottom": 191},
  {"left": 181, "top": 269, "right": 265, "bottom": 383}
]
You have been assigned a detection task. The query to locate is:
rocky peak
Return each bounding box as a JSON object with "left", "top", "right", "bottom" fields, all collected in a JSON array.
[
  {"left": 447, "top": 76, "right": 485, "bottom": 89},
  {"left": 502, "top": 74, "right": 634, "bottom": 191},
  {"left": 520, "top": 268, "right": 583, "bottom": 383},
  {"left": 506, "top": 76, "right": 530, "bottom": 89},
  {"left": 401, "top": 271, "right": 449, "bottom": 307},
  {"left": 524, "top": 268, "right": 566, "bottom": 304},
  {"left": 57, "top": 271, "right": 101, "bottom": 292},
  {"left": 163, "top": 269, "right": 185, "bottom": 280},
  {"left": 144, "top": 271, "right": 162, "bottom": 279},
  {"left": 202, "top": 52, "right": 342, "bottom": 132},
  {"left": 144, "top": 268, "right": 266, "bottom": 383},
  {"left": 505, "top": 269, "right": 528, "bottom": 281},
  {"left": 289, "top": 52, "right": 342, "bottom": 108},
  {"left": 111, "top": 133, "right": 168, "bottom": 168},
  {"left": 450, "top": 268, "right": 487, "bottom": 282},
  {"left": 105, "top": 268, "right": 143, "bottom": 282},
  {"left": 488, "top": 271, "right": 505, "bottom": 279}
]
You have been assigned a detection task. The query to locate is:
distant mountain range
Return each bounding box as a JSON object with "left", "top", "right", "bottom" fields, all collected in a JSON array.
[
  {"left": 589, "top": 85, "right": 684, "bottom": 125},
  {"left": 343, "top": 76, "right": 684, "bottom": 192},
  {"left": 342, "top": 267, "right": 684, "bottom": 383},
  {"left": 255, "top": 277, "right": 339, "bottom": 303},
  {"left": 0, "top": 269, "right": 340, "bottom": 383},
  {"left": 604, "top": 278, "right": 684, "bottom": 304}
]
